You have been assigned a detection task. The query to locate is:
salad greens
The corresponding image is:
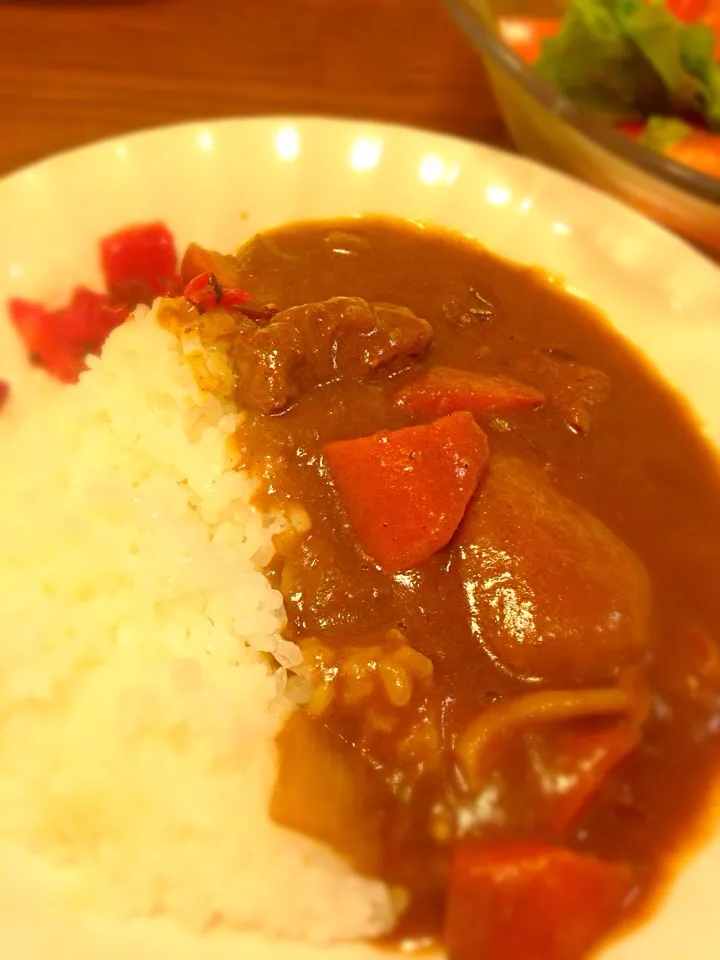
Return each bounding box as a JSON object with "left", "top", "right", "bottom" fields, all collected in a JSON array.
[
  {"left": 537, "top": 0, "right": 720, "bottom": 130},
  {"left": 638, "top": 114, "right": 693, "bottom": 148}
]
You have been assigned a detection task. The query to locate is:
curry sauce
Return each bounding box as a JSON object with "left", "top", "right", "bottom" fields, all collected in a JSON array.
[{"left": 170, "top": 217, "right": 720, "bottom": 959}]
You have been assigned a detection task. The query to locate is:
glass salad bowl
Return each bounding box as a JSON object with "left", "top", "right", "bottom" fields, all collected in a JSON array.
[{"left": 446, "top": 0, "right": 720, "bottom": 257}]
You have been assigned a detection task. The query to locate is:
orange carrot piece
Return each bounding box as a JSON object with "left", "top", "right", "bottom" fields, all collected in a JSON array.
[
  {"left": 394, "top": 367, "right": 546, "bottom": 419},
  {"left": 529, "top": 722, "right": 640, "bottom": 834},
  {"left": 323, "top": 411, "right": 489, "bottom": 571},
  {"left": 445, "top": 841, "right": 634, "bottom": 960}
]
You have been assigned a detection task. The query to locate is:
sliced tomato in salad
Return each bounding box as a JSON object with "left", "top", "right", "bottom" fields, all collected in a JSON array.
[
  {"left": 666, "top": 0, "right": 710, "bottom": 22},
  {"left": 702, "top": 2, "right": 720, "bottom": 54},
  {"left": 665, "top": 128, "right": 720, "bottom": 176},
  {"left": 499, "top": 17, "right": 561, "bottom": 65}
]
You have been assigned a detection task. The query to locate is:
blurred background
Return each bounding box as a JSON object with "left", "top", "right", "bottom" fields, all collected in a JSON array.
[
  {"left": 1, "top": 0, "right": 718, "bottom": 254},
  {"left": 0, "top": 0, "right": 509, "bottom": 176}
]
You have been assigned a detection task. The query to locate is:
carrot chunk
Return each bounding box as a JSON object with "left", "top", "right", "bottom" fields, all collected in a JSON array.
[
  {"left": 528, "top": 722, "right": 640, "bottom": 833},
  {"left": 445, "top": 841, "right": 634, "bottom": 960},
  {"left": 394, "top": 367, "right": 545, "bottom": 419},
  {"left": 323, "top": 411, "right": 489, "bottom": 571}
]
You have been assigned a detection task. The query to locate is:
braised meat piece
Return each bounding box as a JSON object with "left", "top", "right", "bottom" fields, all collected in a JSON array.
[{"left": 233, "top": 296, "right": 432, "bottom": 413}]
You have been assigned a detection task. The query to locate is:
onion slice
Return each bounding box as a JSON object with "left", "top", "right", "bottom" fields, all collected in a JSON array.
[{"left": 457, "top": 687, "right": 632, "bottom": 789}]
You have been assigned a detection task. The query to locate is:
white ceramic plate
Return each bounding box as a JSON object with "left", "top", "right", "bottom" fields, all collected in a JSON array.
[{"left": 0, "top": 116, "right": 719, "bottom": 960}]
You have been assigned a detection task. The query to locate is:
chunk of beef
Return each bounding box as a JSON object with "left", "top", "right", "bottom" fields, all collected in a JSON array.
[
  {"left": 454, "top": 457, "right": 650, "bottom": 686},
  {"left": 279, "top": 530, "right": 398, "bottom": 636},
  {"left": 180, "top": 243, "right": 245, "bottom": 289},
  {"left": 517, "top": 349, "right": 610, "bottom": 435},
  {"left": 234, "top": 296, "right": 432, "bottom": 413}
]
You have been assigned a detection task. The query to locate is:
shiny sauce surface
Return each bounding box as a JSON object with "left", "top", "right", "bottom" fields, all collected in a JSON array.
[{"left": 188, "top": 218, "right": 720, "bottom": 955}]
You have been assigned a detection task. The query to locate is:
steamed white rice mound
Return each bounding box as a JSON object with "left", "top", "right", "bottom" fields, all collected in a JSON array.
[{"left": 0, "top": 305, "right": 399, "bottom": 958}]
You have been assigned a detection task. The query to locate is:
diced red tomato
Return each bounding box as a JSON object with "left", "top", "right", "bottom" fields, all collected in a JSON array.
[
  {"left": 528, "top": 722, "right": 640, "bottom": 834},
  {"left": 617, "top": 121, "right": 645, "bottom": 140},
  {"left": 394, "top": 367, "right": 545, "bottom": 419},
  {"left": 666, "top": 129, "right": 720, "bottom": 178},
  {"left": 8, "top": 288, "right": 129, "bottom": 383},
  {"left": 499, "top": 17, "right": 562, "bottom": 65},
  {"left": 0, "top": 380, "right": 9, "bottom": 410},
  {"left": 183, "top": 271, "right": 253, "bottom": 313},
  {"left": 445, "top": 841, "right": 634, "bottom": 960},
  {"left": 666, "top": 0, "right": 709, "bottom": 22},
  {"left": 323, "top": 412, "right": 489, "bottom": 571},
  {"left": 703, "top": 5, "right": 720, "bottom": 56},
  {"left": 100, "top": 222, "right": 181, "bottom": 307}
]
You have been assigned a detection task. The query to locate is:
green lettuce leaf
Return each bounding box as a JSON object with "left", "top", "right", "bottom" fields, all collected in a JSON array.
[
  {"left": 536, "top": 0, "right": 720, "bottom": 131},
  {"left": 536, "top": 0, "right": 667, "bottom": 118},
  {"left": 638, "top": 114, "right": 693, "bottom": 151}
]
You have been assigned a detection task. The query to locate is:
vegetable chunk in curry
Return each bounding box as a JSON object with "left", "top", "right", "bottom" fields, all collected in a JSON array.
[{"left": 164, "top": 217, "right": 720, "bottom": 960}]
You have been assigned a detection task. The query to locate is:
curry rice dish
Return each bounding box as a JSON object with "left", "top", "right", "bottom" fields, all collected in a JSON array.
[{"left": 1, "top": 215, "right": 720, "bottom": 960}]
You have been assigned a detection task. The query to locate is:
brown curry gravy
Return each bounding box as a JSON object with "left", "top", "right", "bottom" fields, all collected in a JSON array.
[{"left": 222, "top": 217, "right": 720, "bottom": 951}]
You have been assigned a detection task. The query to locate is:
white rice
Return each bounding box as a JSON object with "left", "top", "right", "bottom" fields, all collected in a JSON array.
[{"left": 0, "top": 304, "right": 400, "bottom": 957}]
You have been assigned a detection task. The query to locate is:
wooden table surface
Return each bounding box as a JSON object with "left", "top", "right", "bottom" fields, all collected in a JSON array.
[{"left": 0, "top": 0, "right": 509, "bottom": 177}]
